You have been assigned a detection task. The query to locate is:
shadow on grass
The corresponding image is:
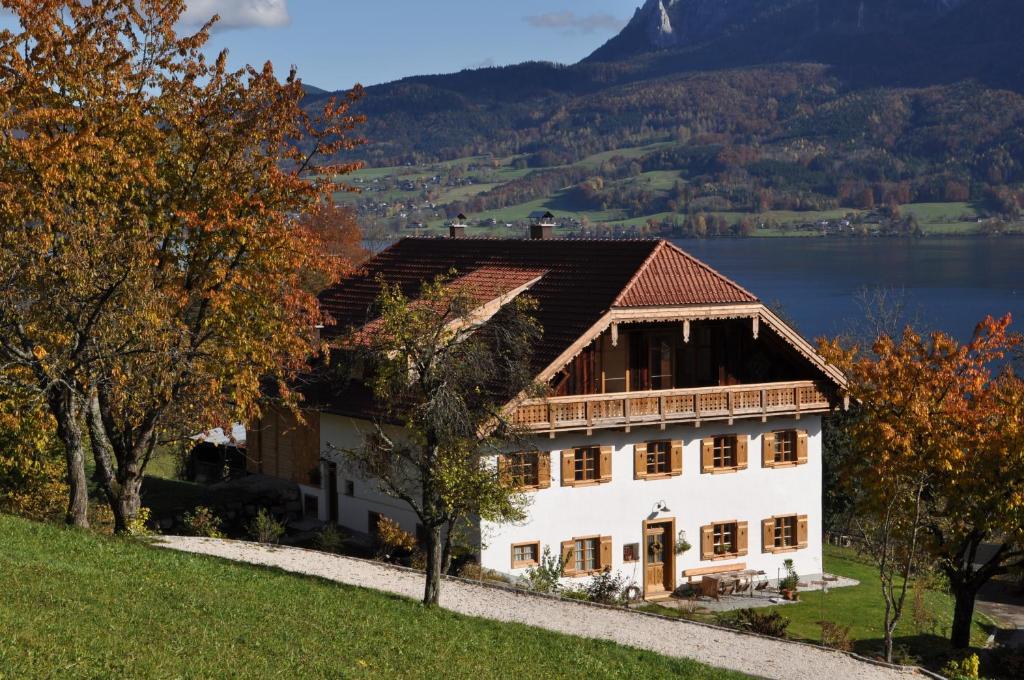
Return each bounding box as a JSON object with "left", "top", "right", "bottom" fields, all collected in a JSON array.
[{"left": 141, "top": 475, "right": 208, "bottom": 517}]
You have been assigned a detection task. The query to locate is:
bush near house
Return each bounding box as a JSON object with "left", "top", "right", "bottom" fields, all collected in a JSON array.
[{"left": 0, "top": 514, "right": 749, "bottom": 679}]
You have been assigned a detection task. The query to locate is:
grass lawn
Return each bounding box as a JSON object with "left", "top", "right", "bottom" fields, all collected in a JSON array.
[
  {"left": 0, "top": 514, "right": 750, "bottom": 680},
  {"left": 643, "top": 544, "right": 994, "bottom": 669},
  {"left": 782, "top": 546, "right": 994, "bottom": 664}
]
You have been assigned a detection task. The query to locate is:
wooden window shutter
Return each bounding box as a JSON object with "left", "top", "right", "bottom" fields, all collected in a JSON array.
[
  {"left": 561, "top": 540, "right": 576, "bottom": 576},
  {"left": 762, "top": 432, "right": 776, "bottom": 468},
  {"left": 497, "top": 455, "right": 510, "bottom": 485},
  {"left": 670, "top": 440, "right": 683, "bottom": 476},
  {"left": 736, "top": 435, "right": 748, "bottom": 470},
  {"left": 634, "top": 443, "right": 647, "bottom": 480},
  {"left": 796, "top": 431, "right": 809, "bottom": 465},
  {"left": 762, "top": 518, "right": 775, "bottom": 553},
  {"left": 599, "top": 446, "right": 613, "bottom": 482},
  {"left": 700, "top": 524, "right": 714, "bottom": 560},
  {"left": 797, "top": 514, "right": 809, "bottom": 549},
  {"left": 599, "top": 536, "right": 613, "bottom": 570},
  {"left": 560, "top": 451, "right": 575, "bottom": 487},
  {"left": 736, "top": 521, "right": 749, "bottom": 556},
  {"left": 701, "top": 438, "right": 714, "bottom": 473},
  {"left": 537, "top": 452, "right": 551, "bottom": 489}
]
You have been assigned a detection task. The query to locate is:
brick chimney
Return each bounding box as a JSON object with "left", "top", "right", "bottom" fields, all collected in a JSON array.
[
  {"left": 530, "top": 211, "right": 556, "bottom": 240},
  {"left": 449, "top": 213, "right": 468, "bottom": 239}
]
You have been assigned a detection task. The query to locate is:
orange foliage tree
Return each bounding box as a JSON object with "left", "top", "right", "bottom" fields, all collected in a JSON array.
[
  {"left": 820, "top": 316, "right": 1024, "bottom": 649},
  {"left": 0, "top": 0, "right": 364, "bottom": 530}
]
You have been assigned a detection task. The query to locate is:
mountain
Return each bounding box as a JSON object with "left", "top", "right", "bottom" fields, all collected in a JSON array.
[
  {"left": 587, "top": 0, "right": 966, "bottom": 63},
  {"left": 307, "top": 0, "right": 1024, "bottom": 229}
]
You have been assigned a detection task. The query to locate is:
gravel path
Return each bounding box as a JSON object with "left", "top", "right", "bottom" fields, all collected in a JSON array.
[{"left": 155, "top": 536, "right": 922, "bottom": 680}]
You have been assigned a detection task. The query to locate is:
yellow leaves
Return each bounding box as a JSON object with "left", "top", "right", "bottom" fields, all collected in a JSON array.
[{"left": 31, "top": 346, "right": 47, "bottom": 360}]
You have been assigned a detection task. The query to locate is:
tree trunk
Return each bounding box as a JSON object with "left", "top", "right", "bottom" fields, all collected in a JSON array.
[
  {"left": 50, "top": 386, "right": 89, "bottom": 528},
  {"left": 950, "top": 585, "right": 979, "bottom": 649},
  {"left": 423, "top": 523, "right": 444, "bottom": 606}
]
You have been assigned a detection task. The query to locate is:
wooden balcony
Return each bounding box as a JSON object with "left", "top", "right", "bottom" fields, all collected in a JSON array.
[{"left": 512, "top": 381, "right": 834, "bottom": 436}]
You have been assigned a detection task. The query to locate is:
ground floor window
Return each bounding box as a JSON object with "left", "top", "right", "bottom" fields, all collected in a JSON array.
[
  {"left": 511, "top": 541, "right": 540, "bottom": 568},
  {"left": 774, "top": 515, "right": 797, "bottom": 548},
  {"left": 302, "top": 494, "right": 319, "bottom": 518},
  {"left": 713, "top": 522, "right": 737, "bottom": 556}
]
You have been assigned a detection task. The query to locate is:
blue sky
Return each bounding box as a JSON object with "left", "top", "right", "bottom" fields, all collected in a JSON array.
[
  {"left": 185, "top": 1, "right": 635, "bottom": 91},
  {"left": 0, "top": 1, "right": 636, "bottom": 90}
]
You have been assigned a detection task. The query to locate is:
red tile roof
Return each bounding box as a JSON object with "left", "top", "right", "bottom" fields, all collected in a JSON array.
[
  {"left": 312, "top": 237, "right": 761, "bottom": 416},
  {"left": 613, "top": 241, "right": 757, "bottom": 307}
]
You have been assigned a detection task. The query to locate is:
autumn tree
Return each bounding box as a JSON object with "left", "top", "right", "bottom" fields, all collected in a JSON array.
[
  {"left": 336, "top": 276, "right": 540, "bottom": 605},
  {"left": 820, "top": 315, "right": 1024, "bottom": 649},
  {"left": 0, "top": 0, "right": 364, "bottom": 530}
]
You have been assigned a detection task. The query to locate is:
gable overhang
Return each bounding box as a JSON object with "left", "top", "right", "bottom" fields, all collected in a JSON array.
[{"left": 529, "top": 302, "right": 848, "bottom": 391}]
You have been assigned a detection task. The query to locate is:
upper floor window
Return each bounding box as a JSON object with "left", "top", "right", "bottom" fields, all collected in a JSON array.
[
  {"left": 498, "top": 452, "right": 550, "bottom": 490},
  {"left": 762, "top": 430, "right": 809, "bottom": 468},
  {"left": 701, "top": 435, "right": 748, "bottom": 473},
  {"left": 561, "top": 446, "right": 612, "bottom": 486},
  {"left": 634, "top": 440, "right": 683, "bottom": 479}
]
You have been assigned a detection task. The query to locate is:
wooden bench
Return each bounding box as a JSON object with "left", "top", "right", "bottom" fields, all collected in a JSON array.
[{"left": 681, "top": 562, "right": 747, "bottom": 585}]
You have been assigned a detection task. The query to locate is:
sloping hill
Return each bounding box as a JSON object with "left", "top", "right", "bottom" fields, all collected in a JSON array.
[{"left": 0, "top": 514, "right": 745, "bottom": 679}]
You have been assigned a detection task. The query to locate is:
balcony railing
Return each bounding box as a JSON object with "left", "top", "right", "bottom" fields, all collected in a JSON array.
[{"left": 512, "top": 380, "right": 833, "bottom": 435}]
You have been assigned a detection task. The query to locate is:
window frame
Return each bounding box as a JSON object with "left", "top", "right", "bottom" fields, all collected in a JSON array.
[
  {"left": 645, "top": 440, "right": 672, "bottom": 476},
  {"left": 510, "top": 541, "right": 540, "bottom": 569},
  {"left": 773, "top": 430, "right": 798, "bottom": 465},
  {"left": 712, "top": 521, "right": 739, "bottom": 558},
  {"left": 507, "top": 452, "right": 541, "bottom": 490},
  {"left": 713, "top": 435, "right": 738, "bottom": 469},
  {"left": 573, "top": 535, "right": 602, "bottom": 575},
  {"left": 574, "top": 446, "right": 600, "bottom": 482}
]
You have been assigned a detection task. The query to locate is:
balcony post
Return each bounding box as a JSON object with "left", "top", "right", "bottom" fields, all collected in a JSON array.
[
  {"left": 659, "top": 394, "right": 666, "bottom": 431},
  {"left": 760, "top": 387, "right": 767, "bottom": 423},
  {"left": 794, "top": 385, "right": 801, "bottom": 421},
  {"left": 624, "top": 396, "right": 631, "bottom": 434},
  {"left": 727, "top": 390, "right": 734, "bottom": 426}
]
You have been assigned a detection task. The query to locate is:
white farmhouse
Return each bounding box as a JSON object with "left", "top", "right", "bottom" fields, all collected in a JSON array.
[{"left": 246, "top": 229, "right": 847, "bottom": 599}]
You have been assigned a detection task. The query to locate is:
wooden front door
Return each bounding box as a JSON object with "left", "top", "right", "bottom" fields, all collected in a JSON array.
[{"left": 643, "top": 518, "right": 675, "bottom": 597}]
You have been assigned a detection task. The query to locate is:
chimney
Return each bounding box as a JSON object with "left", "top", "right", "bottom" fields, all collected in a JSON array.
[
  {"left": 530, "top": 211, "right": 556, "bottom": 240},
  {"left": 449, "top": 213, "right": 468, "bottom": 239}
]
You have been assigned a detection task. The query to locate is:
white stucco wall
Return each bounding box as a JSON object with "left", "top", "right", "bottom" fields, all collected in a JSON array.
[
  {"left": 318, "top": 415, "right": 425, "bottom": 536},
  {"left": 318, "top": 412, "right": 823, "bottom": 591},
  {"left": 480, "top": 415, "right": 824, "bottom": 588}
]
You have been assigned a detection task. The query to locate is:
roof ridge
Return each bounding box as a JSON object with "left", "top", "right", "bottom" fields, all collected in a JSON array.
[
  {"left": 610, "top": 240, "right": 667, "bottom": 308},
  {"left": 660, "top": 240, "right": 759, "bottom": 303}
]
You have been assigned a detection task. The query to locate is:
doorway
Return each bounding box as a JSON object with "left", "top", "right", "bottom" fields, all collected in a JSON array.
[{"left": 643, "top": 517, "right": 676, "bottom": 598}]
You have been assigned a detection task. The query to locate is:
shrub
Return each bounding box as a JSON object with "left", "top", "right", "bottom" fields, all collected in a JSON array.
[
  {"left": 523, "top": 545, "right": 565, "bottom": 593},
  {"left": 0, "top": 453, "right": 67, "bottom": 522},
  {"left": 182, "top": 506, "right": 224, "bottom": 538},
  {"left": 941, "top": 654, "right": 980, "bottom": 680},
  {"left": 779, "top": 558, "right": 799, "bottom": 592},
  {"left": 584, "top": 569, "right": 628, "bottom": 605},
  {"left": 457, "top": 562, "right": 508, "bottom": 584},
  {"left": 719, "top": 608, "right": 790, "bottom": 638},
  {"left": 126, "top": 506, "right": 155, "bottom": 537},
  {"left": 313, "top": 524, "right": 346, "bottom": 554},
  {"left": 248, "top": 508, "right": 285, "bottom": 544},
  {"left": 890, "top": 644, "right": 922, "bottom": 667},
  {"left": 374, "top": 516, "right": 416, "bottom": 559},
  {"left": 818, "top": 620, "right": 853, "bottom": 651}
]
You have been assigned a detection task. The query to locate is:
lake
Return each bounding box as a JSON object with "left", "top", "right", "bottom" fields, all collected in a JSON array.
[{"left": 676, "top": 237, "right": 1024, "bottom": 341}]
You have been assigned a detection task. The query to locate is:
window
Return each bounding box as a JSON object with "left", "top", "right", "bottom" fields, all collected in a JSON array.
[
  {"left": 701, "top": 435, "right": 748, "bottom": 473},
  {"left": 713, "top": 522, "right": 737, "bottom": 556},
  {"left": 762, "top": 430, "right": 808, "bottom": 468},
  {"left": 623, "top": 543, "right": 640, "bottom": 563},
  {"left": 575, "top": 447, "right": 599, "bottom": 482},
  {"left": 511, "top": 541, "right": 540, "bottom": 568},
  {"left": 368, "top": 511, "right": 382, "bottom": 537},
  {"left": 562, "top": 446, "right": 611, "bottom": 486},
  {"left": 508, "top": 452, "right": 539, "bottom": 488},
  {"left": 635, "top": 441, "right": 683, "bottom": 479},
  {"left": 575, "top": 537, "right": 600, "bottom": 573},
  {"left": 646, "top": 441, "right": 671, "bottom": 475},
  {"left": 302, "top": 494, "right": 320, "bottom": 518},
  {"left": 562, "top": 535, "right": 612, "bottom": 575},
  {"left": 700, "top": 520, "right": 749, "bottom": 560},
  {"left": 343, "top": 479, "right": 355, "bottom": 497},
  {"left": 713, "top": 436, "right": 737, "bottom": 468},
  {"left": 774, "top": 430, "right": 797, "bottom": 464},
  {"left": 763, "top": 514, "right": 809, "bottom": 553},
  {"left": 774, "top": 515, "right": 797, "bottom": 548}
]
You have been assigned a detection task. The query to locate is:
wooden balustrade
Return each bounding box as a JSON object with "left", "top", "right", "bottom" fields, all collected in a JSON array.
[{"left": 511, "top": 381, "right": 833, "bottom": 435}]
